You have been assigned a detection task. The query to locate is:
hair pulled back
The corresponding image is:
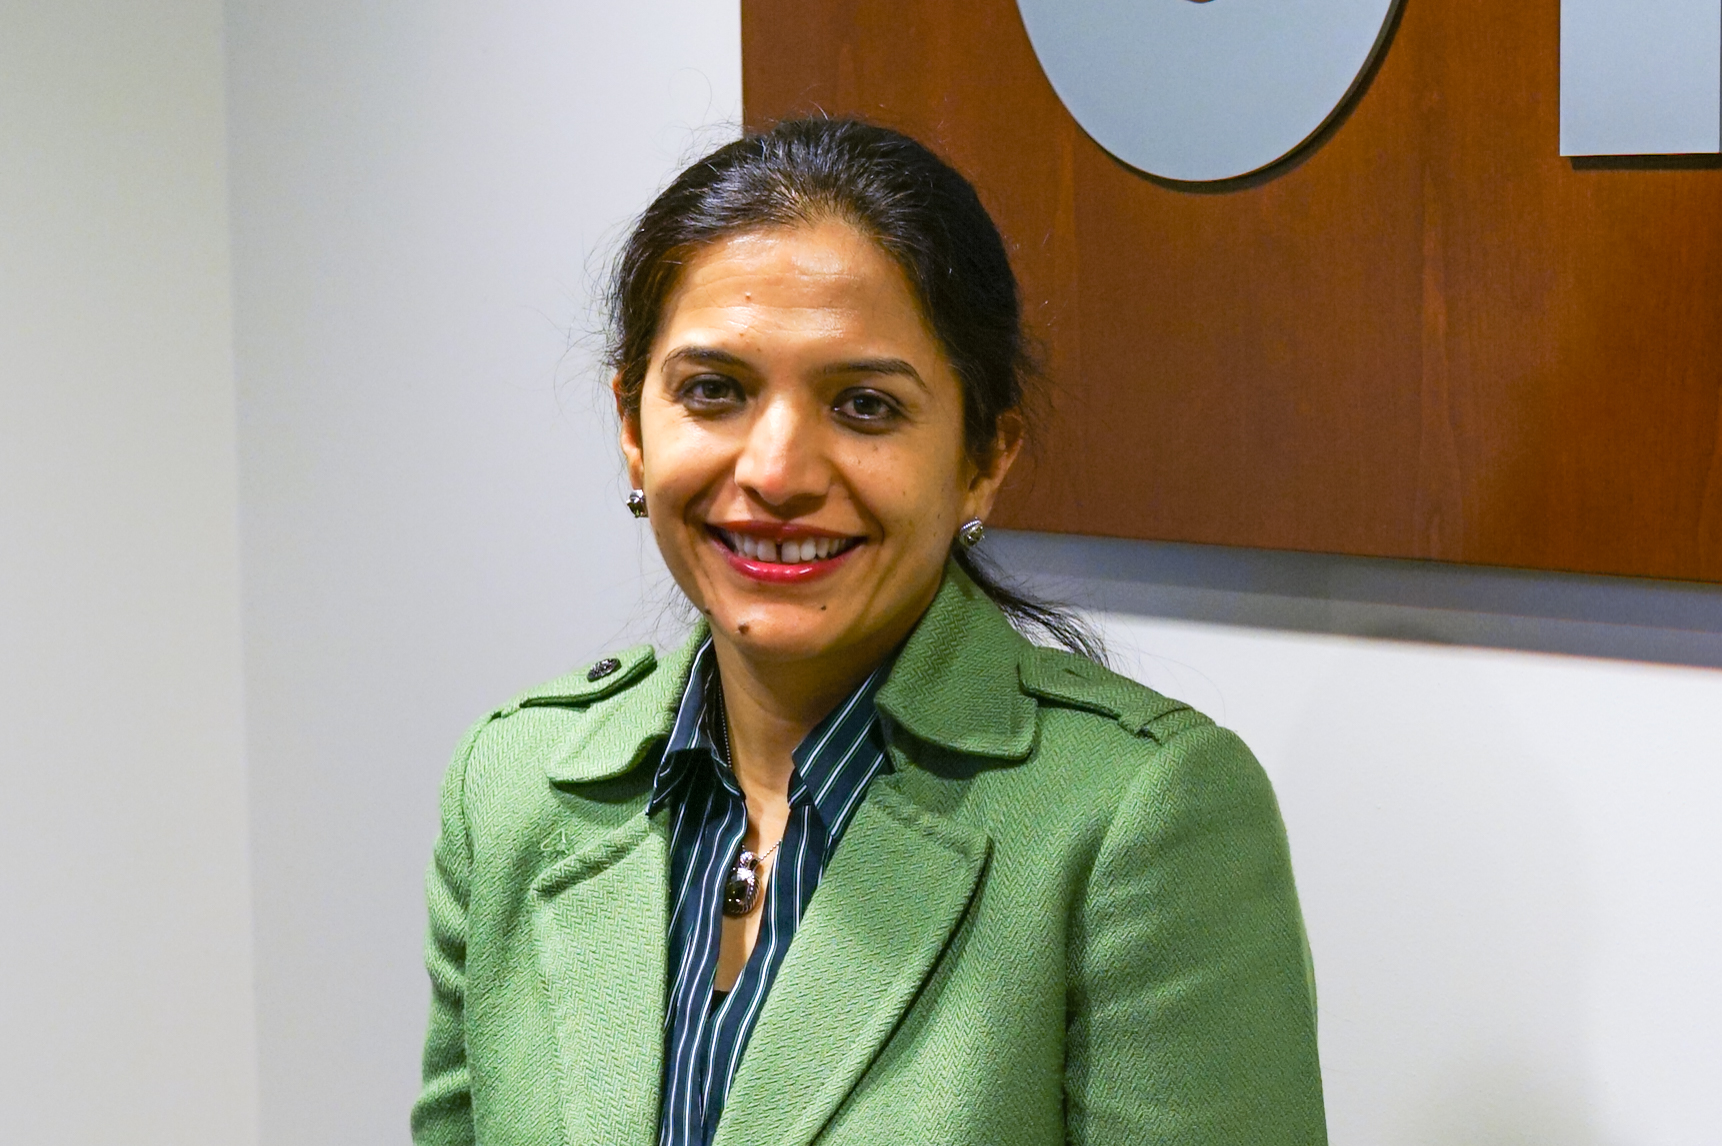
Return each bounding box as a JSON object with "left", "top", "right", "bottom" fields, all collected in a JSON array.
[{"left": 605, "top": 117, "right": 1100, "bottom": 661}]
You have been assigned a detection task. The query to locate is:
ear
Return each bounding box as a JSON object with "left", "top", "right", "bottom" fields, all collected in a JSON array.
[
  {"left": 614, "top": 372, "right": 646, "bottom": 490},
  {"left": 961, "top": 409, "right": 1025, "bottom": 523}
]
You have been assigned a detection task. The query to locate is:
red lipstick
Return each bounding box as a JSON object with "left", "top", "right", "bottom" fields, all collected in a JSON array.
[{"left": 708, "top": 524, "right": 863, "bottom": 584}]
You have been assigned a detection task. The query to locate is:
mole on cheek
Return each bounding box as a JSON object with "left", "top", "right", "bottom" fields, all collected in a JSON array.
[{"left": 737, "top": 622, "right": 751, "bottom": 636}]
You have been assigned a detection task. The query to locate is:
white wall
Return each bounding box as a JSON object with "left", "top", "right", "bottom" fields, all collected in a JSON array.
[
  {"left": 0, "top": 3, "right": 259, "bottom": 1144},
  {"left": 224, "top": 2, "right": 734, "bottom": 1141}
]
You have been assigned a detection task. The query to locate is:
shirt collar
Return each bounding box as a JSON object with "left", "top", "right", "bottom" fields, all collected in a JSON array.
[
  {"left": 646, "top": 639, "right": 894, "bottom": 830},
  {"left": 646, "top": 637, "right": 725, "bottom": 814},
  {"left": 792, "top": 660, "right": 892, "bottom": 831}
]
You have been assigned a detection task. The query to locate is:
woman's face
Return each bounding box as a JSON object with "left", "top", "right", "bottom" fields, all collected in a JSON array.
[{"left": 620, "top": 220, "right": 1020, "bottom": 670}]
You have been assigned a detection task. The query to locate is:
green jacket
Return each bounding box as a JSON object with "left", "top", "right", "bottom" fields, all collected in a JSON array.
[{"left": 414, "top": 565, "right": 1326, "bottom": 1145}]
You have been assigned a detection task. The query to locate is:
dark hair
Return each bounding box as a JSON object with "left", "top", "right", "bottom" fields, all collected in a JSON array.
[{"left": 605, "top": 117, "right": 1102, "bottom": 662}]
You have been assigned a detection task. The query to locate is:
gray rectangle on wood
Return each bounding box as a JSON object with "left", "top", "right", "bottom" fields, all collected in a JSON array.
[{"left": 1561, "top": 0, "right": 1721, "bottom": 155}]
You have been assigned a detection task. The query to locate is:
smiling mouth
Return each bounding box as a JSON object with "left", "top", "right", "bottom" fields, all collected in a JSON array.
[{"left": 712, "top": 528, "right": 863, "bottom": 565}]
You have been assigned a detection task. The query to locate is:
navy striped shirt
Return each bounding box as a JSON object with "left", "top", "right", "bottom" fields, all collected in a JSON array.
[{"left": 648, "top": 638, "right": 892, "bottom": 1146}]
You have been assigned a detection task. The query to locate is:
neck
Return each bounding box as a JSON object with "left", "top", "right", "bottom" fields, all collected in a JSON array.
[
  {"left": 705, "top": 573, "right": 943, "bottom": 816},
  {"left": 709, "top": 638, "right": 881, "bottom": 804}
]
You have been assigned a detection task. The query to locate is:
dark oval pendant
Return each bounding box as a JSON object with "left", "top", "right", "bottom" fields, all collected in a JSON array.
[{"left": 722, "top": 850, "right": 760, "bottom": 917}]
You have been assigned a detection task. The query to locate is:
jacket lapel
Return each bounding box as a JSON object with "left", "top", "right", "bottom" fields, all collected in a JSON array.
[
  {"left": 530, "top": 802, "right": 669, "bottom": 1144},
  {"left": 711, "top": 774, "right": 991, "bottom": 1146},
  {"left": 874, "top": 561, "right": 1038, "bottom": 761},
  {"left": 524, "top": 625, "right": 707, "bottom": 1144}
]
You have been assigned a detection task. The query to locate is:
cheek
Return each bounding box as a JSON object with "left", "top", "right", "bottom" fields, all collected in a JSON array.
[
  {"left": 850, "top": 444, "right": 966, "bottom": 542},
  {"left": 638, "top": 412, "right": 727, "bottom": 499}
]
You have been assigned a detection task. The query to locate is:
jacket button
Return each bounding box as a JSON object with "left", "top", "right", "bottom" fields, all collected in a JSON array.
[{"left": 587, "top": 657, "right": 621, "bottom": 682}]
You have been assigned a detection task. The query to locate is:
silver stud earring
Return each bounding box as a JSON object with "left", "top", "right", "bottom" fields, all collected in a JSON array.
[
  {"left": 626, "top": 489, "right": 648, "bottom": 519},
  {"left": 957, "top": 518, "right": 986, "bottom": 549}
]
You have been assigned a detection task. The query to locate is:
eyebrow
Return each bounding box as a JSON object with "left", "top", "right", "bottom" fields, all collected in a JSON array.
[
  {"left": 661, "top": 346, "right": 751, "bottom": 371},
  {"left": 821, "top": 357, "right": 929, "bottom": 394},
  {"left": 661, "top": 348, "right": 930, "bottom": 394}
]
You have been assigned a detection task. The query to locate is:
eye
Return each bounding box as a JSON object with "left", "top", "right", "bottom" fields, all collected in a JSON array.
[
  {"left": 834, "top": 388, "right": 903, "bottom": 428},
  {"left": 677, "top": 374, "right": 743, "bottom": 411}
]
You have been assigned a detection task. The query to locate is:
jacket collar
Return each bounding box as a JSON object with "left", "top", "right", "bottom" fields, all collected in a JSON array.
[
  {"left": 544, "top": 559, "right": 1037, "bottom": 786},
  {"left": 874, "top": 560, "right": 1038, "bottom": 760}
]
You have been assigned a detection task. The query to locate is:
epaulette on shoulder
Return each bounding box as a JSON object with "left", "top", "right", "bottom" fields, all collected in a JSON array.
[
  {"left": 499, "top": 643, "right": 658, "bottom": 716},
  {"left": 1017, "top": 644, "right": 1194, "bottom": 741}
]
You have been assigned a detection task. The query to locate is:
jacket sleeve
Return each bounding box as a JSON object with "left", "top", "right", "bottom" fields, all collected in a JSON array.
[
  {"left": 1064, "top": 718, "right": 1327, "bottom": 1145},
  {"left": 410, "top": 724, "right": 483, "bottom": 1146}
]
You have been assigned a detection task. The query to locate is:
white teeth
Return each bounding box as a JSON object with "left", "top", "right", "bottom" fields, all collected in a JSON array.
[{"left": 722, "top": 530, "right": 858, "bottom": 563}]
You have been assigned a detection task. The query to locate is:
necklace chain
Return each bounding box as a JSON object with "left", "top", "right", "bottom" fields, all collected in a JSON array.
[{"left": 717, "top": 687, "right": 783, "bottom": 866}]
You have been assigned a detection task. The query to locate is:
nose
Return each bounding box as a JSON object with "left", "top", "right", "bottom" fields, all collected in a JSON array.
[{"left": 732, "top": 394, "right": 828, "bottom": 515}]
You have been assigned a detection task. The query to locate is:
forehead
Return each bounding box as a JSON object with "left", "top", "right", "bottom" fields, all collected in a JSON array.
[{"left": 654, "top": 221, "right": 940, "bottom": 361}]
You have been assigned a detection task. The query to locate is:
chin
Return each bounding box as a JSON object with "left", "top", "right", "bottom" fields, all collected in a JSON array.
[{"left": 711, "top": 607, "right": 848, "bottom": 662}]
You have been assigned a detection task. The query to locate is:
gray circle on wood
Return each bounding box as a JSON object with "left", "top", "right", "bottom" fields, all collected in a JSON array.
[{"left": 1016, "top": 0, "right": 1401, "bottom": 182}]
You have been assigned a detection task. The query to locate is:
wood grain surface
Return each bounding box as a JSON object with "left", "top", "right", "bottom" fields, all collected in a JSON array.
[{"left": 742, "top": 0, "right": 1722, "bottom": 582}]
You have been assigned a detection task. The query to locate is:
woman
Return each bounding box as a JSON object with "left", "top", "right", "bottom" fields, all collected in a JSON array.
[{"left": 413, "top": 118, "right": 1325, "bottom": 1146}]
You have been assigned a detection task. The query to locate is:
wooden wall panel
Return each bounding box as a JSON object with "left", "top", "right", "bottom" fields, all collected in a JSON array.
[{"left": 742, "top": 0, "right": 1722, "bottom": 582}]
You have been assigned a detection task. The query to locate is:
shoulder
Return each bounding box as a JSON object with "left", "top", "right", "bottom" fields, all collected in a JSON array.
[
  {"left": 442, "top": 640, "right": 687, "bottom": 818},
  {"left": 1016, "top": 645, "right": 1234, "bottom": 780},
  {"left": 1001, "top": 650, "right": 1295, "bottom": 946},
  {"left": 500, "top": 643, "right": 663, "bottom": 717},
  {"left": 1016, "top": 644, "right": 1205, "bottom": 744},
  {"left": 459, "top": 643, "right": 657, "bottom": 759},
  {"left": 1007, "top": 644, "right": 1276, "bottom": 829}
]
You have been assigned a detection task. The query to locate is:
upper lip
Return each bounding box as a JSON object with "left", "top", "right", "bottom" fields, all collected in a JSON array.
[{"left": 708, "top": 521, "right": 862, "bottom": 541}]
